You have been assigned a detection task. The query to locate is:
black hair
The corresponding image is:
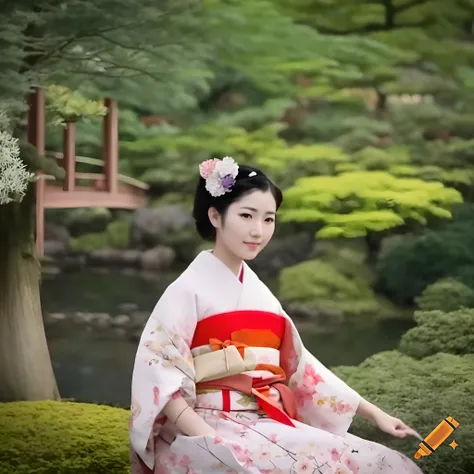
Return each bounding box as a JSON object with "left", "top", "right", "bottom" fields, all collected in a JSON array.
[{"left": 192, "top": 164, "right": 283, "bottom": 241}]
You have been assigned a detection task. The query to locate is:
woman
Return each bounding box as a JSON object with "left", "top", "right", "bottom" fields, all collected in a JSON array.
[{"left": 130, "top": 157, "right": 424, "bottom": 474}]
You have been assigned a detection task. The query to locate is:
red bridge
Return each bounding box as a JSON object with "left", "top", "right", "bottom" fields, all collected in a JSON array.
[{"left": 28, "top": 87, "right": 149, "bottom": 257}]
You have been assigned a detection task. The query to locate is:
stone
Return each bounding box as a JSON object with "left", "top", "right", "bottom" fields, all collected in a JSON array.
[
  {"left": 44, "top": 240, "right": 68, "bottom": 257},
  {"left": 46, "top": 312, "right": 66, "bottom": 322},
  {"left": 112, "top": 314, "right": 131, "bottom": 327},
  {"left": 120, "top": 249, "right": 141, "bottom": 266},
  {"left": 130, "top": 205, "right": 193, "bottom": 249},
  {"left": 140, "top": 245, "right": 176, "bottom": 270},
  {"left": 45, "top": 223, "right": 71, "bottom": 244},
  {"left": 88, "top": 248, "right": 123, "bottom": 266}
]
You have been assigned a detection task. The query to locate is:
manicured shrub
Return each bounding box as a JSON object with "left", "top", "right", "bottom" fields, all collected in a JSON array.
[
  {"left": 415, "top": 278, "right": 474, "bottom": 312},
  {"left": 333, "top": 351, "right": 474, "bottom": 474},
  {"left": 0, "top": 401, "right": 130, "bottom": 474},
  {"left": 279, "top": 256, "right": 394, "bottom": 317},
  {"left": 399, "top": 308, "right": 474, "bottom": 359}
]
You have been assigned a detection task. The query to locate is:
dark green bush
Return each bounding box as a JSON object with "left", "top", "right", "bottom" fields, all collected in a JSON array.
[
  {"left": 376, "top": 206, "right": 474, "bottom": 304},
  {"left": 333, "top": 351, "right": 474, "bottom": 474},
  {"left": 399, "top": 308, "right": 474, "bottom": 359},
  {"left": 415, "top": 278, "right": 474, "bottom": 312},
  {"left": 0, "top": 401, "right": 130, "bottom": 474}
]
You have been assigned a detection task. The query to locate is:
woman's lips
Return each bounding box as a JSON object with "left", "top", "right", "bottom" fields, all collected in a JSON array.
[{"left": 244, "top": 242, "right": 260, "bottom": 249}]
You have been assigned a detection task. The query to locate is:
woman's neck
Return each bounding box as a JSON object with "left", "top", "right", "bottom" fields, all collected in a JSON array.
[{"left": 211, "top": 242, "right": 242, "bottom": 276}]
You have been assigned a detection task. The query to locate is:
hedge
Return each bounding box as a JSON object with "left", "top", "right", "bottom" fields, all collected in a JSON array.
[
  {"left": 399, "top": 308, "right": 474, "bottom": 359},
  {"left": 2, "top": 351, "right": 474, "bottom": 474},
  {"left": 333, "top": 351, "right": 474, "bottom": 474},
  {"left": 415, "top": 278, "right": 474, "bottom": 312},
  {"left": 0, "top": 401, "right": 130, "bottom": 474}
]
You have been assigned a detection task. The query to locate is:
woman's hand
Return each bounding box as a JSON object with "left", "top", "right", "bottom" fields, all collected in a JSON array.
[{"left": 373, "top": 410, "right": 422, "bottom": 440}]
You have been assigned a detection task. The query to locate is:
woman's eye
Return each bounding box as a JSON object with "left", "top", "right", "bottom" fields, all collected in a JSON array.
[
  {"left": 265, "top": 217, "right": 275, "bottom": 223},
  {"left": 240, "top": 213, "right": 252, "bottom": 219}
]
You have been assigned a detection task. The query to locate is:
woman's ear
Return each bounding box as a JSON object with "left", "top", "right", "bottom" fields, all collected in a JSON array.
[{"left": 208, "top": 207, "right": 221, "bottom": 230}]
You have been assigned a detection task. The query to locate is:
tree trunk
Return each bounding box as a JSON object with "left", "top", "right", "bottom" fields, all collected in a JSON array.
[{"left": 0, "top": 185, "right": 60, "bottom": 401}]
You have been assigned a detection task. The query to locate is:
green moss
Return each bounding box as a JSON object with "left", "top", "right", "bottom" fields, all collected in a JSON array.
[
  {"left": 415, "top": 278, "right": 474, "bottom": 312},
  {"left": 333, "top": 351, "right": 474, "bottom": 474},
  {"left": 399, "top": 308, "right": 474, "bottom": 359},
  {"left": 0, "top": 401, "right": 130, "bottom": 474},
  {"left": 279, "top": 256, "right": 395, "bottom": 318}
]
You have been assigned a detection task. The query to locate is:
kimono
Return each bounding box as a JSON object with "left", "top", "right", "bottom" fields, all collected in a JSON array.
[{"left": 130, "top": 250, "right": 423, "bottom": 474}]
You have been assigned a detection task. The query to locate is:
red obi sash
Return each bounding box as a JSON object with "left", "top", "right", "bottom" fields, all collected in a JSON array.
[
  {"left": 191, "top": 310, "right": 286, "bottom": 349},
  {"left": 192, "top": 310, "right": 295, "bottom": 427}
]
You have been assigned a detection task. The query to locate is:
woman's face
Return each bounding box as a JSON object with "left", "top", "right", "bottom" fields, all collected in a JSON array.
[{"left": 211, "top": 189, "right": 277, "bottom": 261}]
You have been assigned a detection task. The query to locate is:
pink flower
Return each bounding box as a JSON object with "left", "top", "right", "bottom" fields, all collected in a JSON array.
[
  {"left": 179, "top": 455, "right": 191, "bottom": 468},
  {"left": 330, "top": 448, "right": 341, "bottom": 461},
  {"left": 293, "top": 457, "right": 313, "bottom": 473},
  {"left": 153, "top": 386, "right": 159, "bottom": 405},
  {"left": 303, "top": 364, "right": 325, "bottom": 386},
  {"left": 293, "top": 384, "right": 317, "bottom": 408},
  {"left": 199, "top": 159, "right": 218, "bottom": 179},
  {"left": 343, "top": 455, "right": 359, "bottom": 474}
]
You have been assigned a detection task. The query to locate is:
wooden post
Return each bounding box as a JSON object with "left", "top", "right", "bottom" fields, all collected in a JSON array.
[
  {"left": 103, "top": 98, "right": 118, "bottom": 194},
  {"left": 28, "top": 87, "right": 46, "bottom": 257},
  {"left": 62, "top": 121, "right": 76, "bottom": 191}
]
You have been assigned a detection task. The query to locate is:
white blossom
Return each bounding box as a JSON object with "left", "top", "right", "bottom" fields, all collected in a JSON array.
[
  {"left": 0, "top": 130, "right": 32, "bottom": 205},
  {"left": 205, "top": 172, "right": 226, "bottom": 197},
  {"left": 215, "top": 156, "right": 239, "bottom": 178}
]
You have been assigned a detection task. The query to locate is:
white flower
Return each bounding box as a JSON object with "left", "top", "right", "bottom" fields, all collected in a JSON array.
[
  {"left": 205, "top": 172, "right": 226, "bottom": 197},
  {"left": 214, "top": 156, "right": 239, "bottom": 179},
  {"left": 0, "top": 130, "right": 33, "bottom": 205},
  {"left": 292, "top": 457, "right": 314, "bottom": 474}
]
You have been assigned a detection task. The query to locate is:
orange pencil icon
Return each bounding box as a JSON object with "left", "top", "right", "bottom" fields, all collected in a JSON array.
[{"left": 414, "top": 416, "right": 459, "bottom": 459}]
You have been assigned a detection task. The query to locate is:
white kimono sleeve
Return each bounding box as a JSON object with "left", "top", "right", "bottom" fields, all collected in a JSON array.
[
  {"left": 129, "top": 281, "right": 197, "bottom": 468},
  {"left": 279, "top": 306, "right": 362, "bottom": 436}
]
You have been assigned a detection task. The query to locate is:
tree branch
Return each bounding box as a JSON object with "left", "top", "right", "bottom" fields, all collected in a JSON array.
[{"left": 316, "top": 19, "right": 432, "bottom": 35}]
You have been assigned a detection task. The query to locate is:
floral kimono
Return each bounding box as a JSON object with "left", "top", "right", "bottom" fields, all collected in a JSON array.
[{"left": 130, "top": 251, "right": 423, "bottom": 474}]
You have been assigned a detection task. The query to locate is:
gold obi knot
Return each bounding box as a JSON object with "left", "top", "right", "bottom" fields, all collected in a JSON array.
[
  {"left": 193, "top": 329, "right": 285, "bottom": 383},
  {"left": 209, "top": 338, "right": 248, "bottom": 358}
]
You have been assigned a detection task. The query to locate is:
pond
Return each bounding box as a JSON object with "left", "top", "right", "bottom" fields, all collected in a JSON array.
[{"left": 41, "top": 268, "right": 415, "bottom": 407}]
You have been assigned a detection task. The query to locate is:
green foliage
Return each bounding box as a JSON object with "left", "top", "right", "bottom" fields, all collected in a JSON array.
[
  {"left": 399, "top": 309, "right": 474, "bottom": 359},
  {"left": 46, "top": 85, "right": 107, "bottom": 126},
  {"left": 376, "top": 205, "right": 474, "bottom": 304},
  {"left": 0, "top": 400, "right": 130, "bottom": 474},
  {"left": 70, "top": 232, "right": 109, "bottom": 252},
  {"left": 105, "top": 220, "right": 131, "bottom": 249},
  {"left": 280, "top": 171, "right": 462, "bottom": 238},
  {"left": 279, "top": 252, "right": 394, "bottom": 317},
  {"left": 415, "top": 278, "right": 474, "bottom": 312},
  {"left": 333, "top": 351, "right": 474, "bottom": 474},
  {"left": 70, "top": 219, "right": 130, "bottom": 252}
]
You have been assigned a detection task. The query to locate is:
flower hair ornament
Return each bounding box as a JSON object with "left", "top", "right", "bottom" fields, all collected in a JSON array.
[{"left": 199, "top": 156, "right": 240, "bottom": 197}]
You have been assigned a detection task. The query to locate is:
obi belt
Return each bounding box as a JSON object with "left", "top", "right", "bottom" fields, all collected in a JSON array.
[{"left": 190, "top": 311, "right": 297, "bottom": 428}]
